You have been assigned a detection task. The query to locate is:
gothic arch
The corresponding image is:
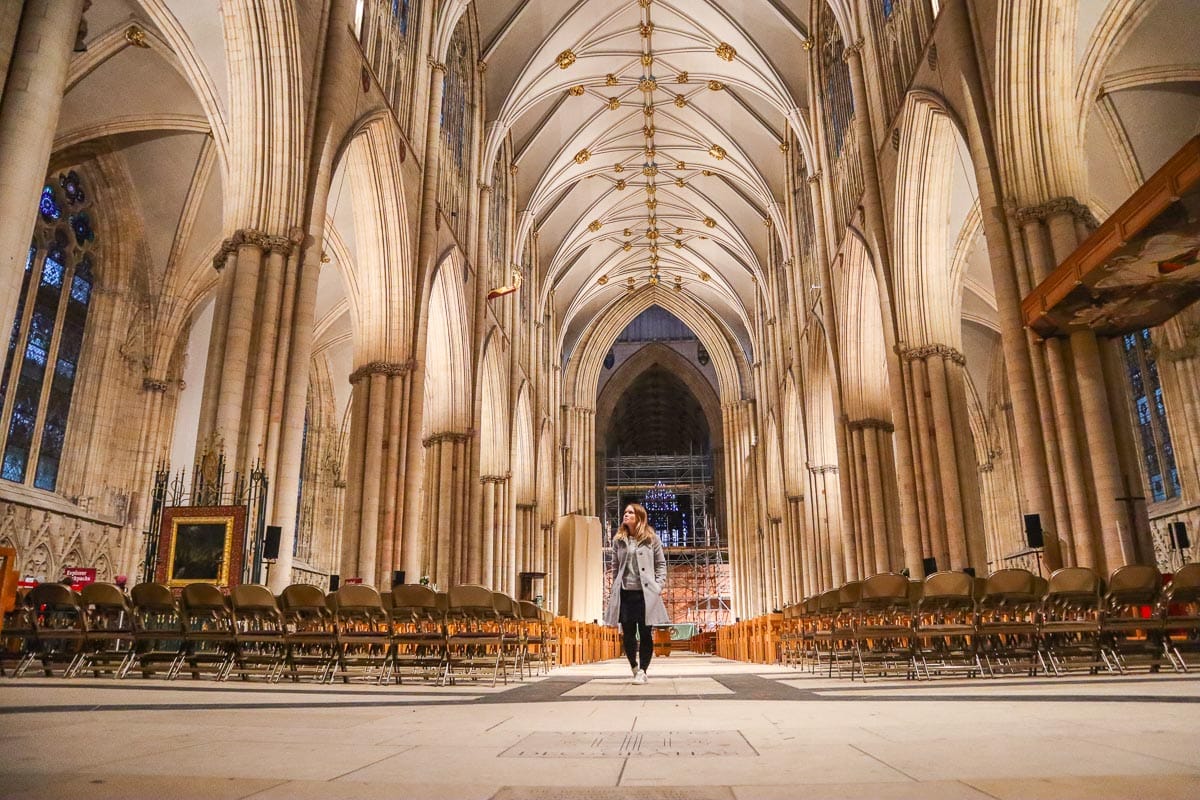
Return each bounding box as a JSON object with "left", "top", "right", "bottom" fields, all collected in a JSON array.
[
  {"left": 564, "top": 288, "right": 750, "bottom": 410},
  {"left": 833, "top": 234, "right": 891, "bottom": 421},
  {"left": 478, "top": 329, "right": 510, "bottom": 476},
  {"left": 593, "top": 342, "right": 723, "bottom": 451},
  {"left": 422, "top": 249, "right": 472, "bottom": 434},
  {"left": 512, "top": 383, "right": 535, "bottom": 505}
]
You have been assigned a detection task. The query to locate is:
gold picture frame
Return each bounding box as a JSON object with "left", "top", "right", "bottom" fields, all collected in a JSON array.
[{"left": 156, "top": 505, "right": 247, "bottom": 588}]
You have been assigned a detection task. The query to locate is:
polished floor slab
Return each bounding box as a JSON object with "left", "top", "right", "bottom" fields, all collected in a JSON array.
[{"left": 2, "top": 653, "right": 1199, "bottom": 799}]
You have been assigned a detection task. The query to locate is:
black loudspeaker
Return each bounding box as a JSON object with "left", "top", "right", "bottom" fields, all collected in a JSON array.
[
  {"left": 1024, "top": 513, "right": 1044, "bottom": 549},
  {"left": 922, "top": 557, "right": 938, "bottom": 575},
  {"left": 329, "top": 574, "right": 340, "bottom": 592},
  {"left": 392, "top": 570, "right": 405, "bottom": 587},
  {"left": 962, "top": 567, "right": 976, "bottom": 578},
  {"left": 262, "top": 525, "right": 282, "bottom": 560},
  {"left": 1170, "top": 521, "right": 1190, "bottom": 550}
]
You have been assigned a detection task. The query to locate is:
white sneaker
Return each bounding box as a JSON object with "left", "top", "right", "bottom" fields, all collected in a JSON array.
[{"left": 633, "top": 669, "right": 647, "bottom": 685}]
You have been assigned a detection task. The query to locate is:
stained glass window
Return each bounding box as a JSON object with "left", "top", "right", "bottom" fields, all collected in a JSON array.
[
  {"left": 1, "top": 171, "right": 96, "bottom": 492},
  {"left": 881, "top": 0, "right": 896, "bottom": 18},
  {"left": 438, "top": 19, "right": 475, "bottom": 241},
  {"left": 821, "top": 9, "right": 855, "bottom": 158},
  {"left": 1122, "top": 329, "right": 1180, "bottom": 502}
]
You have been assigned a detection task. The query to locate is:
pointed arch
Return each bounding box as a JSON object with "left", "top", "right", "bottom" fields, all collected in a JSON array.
[
  {"left": 422, "top": 249, "right": 472, "bottom": 433},
  {"left": 478, "top": 330, "right": 510, "bottom": 476},
  {"left": 834, "top": 235, "right": 891, "bottom": 420},
  {"left": 512, "top": 383, "right": 535, "bottom": 504},
  {"left": 564, "top": 287, "right": 750, "bottom": 410}
]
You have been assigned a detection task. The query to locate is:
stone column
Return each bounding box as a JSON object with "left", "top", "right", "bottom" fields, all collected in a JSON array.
[
  {"left": 340, "top": 362, "right": 412, "bottom": 586},
  {"left": 398, "top": 60, "right": 448, "bottom": 583},
  {"left": 0, "top": 0, "right": 85, "bottom": 349}
]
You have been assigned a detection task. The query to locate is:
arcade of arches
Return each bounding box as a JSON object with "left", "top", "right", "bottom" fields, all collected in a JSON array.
[{"left": 3, "top": 0, "right": 1200, "bottom": 626}]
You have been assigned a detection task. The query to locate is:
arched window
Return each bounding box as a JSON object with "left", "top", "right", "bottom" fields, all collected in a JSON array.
[
  {"left": 356, "top": 0, "right": 419, "bottom": 124},
  {"left": 0, "top": 171, "right": 96, "bottom": 492},
  {"left": 820, "top": 6, "right": 854, "bottom": 158},
  {"left": 438, "top": 18, "right": 476, "bottom": 242},
  {"left": 1122, "top": 329, "right": 1180, "bottom": 502},
  {"left": 489, "top": 148, "right": 511, "bottom": 290}
]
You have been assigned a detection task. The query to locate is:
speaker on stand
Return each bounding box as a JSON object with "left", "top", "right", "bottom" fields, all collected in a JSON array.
[
  {"left": 261, "top": 525, "right": 281, "bottom": 585},
  {"left": 922, "top": 557, "right": 938, "bottom": 577},
  {"left": 1023, "top": 513, "right": 1045, "bottom": 576},
  {"left": 1169, "top": 522, "right": 1190, "bottom": 570},
  {"left": 329, "top": 573, "right": 340, "bottom": 592}
]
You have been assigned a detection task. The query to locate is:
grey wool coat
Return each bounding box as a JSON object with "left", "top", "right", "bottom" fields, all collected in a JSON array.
[{"left": 604, "top": 530, "right": 670, "bottom": 627}]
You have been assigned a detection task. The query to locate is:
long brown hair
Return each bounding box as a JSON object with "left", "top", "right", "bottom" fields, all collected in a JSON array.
[{"left": 616, "top": 503, "right": 652, "bottom": 544}]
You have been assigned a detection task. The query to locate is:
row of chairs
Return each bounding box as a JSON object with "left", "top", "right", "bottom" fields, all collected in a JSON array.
[
  {"left": 0, "top": 581, "right": 558, "bottom": 687},
  {"left": 779, "top": 564, "right": 1200, "bottom": 681}
]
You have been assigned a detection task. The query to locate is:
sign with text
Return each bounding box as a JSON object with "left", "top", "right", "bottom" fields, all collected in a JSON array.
[{"left": 62, "top": 567, "right": 97, "bottom": 591}]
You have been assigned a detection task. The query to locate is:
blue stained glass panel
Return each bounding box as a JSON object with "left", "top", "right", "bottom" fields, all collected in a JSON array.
[
  {"left": 41, "top": 254, "right": 64, "bottom": 288},
  {"left": 60, "top": 171, "right": 85, "bottom": 205},
  {"left": 39, "top": 186, "right": 60, "bottom": 221},
  {"left": 69, "top": 212, "right": 94, "bottom": 245},
  {"left": 70, "top": 275, "right": 91, "bottom": 305}
]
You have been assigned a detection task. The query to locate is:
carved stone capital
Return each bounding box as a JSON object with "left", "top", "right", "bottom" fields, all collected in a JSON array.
[
  {"left": 516, "top": 502, "right": 537, "bottom": 511},
  {"left": 1013, "top": 196, "right": 1098, "bottom": 229},
  {"left": 428, "top": 59, "right": 446, "bottom": 73},
  {"left": 142, "top": 377, "right": 170, "bottom": 393},
  {"left": 480, "top": 473, "right": 511, "bottom": 484},
  {"left": 806, "top": 463, "right": 839, "bottom": 475},
  {"left": 349, "top": 360, "right": 413, "bottom": 384},
  {"left": 422, "top": 430, "right": 471, "bottom": 448},
  {"left": 842, "top": 38, "right": 866, "bottom": 61},
  {"left": 242, "top": 229, "right": 295, "bottom": 256},
  {"left": 786, "top": 494, "right": 804, "bottom": 503},
  {"left": 846, "top": 417, "right": 895, "bottom": 433},
  {"left": 805, "top": 171, "right": 822, "bottom": 185},
  {"left": 899, "top": 342, "right": 966, "bottom": 365}
]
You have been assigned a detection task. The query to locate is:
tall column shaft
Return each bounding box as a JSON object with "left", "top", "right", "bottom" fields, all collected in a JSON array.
[{"left": 0, "top": 0, "right": 85, "bottom": 349}]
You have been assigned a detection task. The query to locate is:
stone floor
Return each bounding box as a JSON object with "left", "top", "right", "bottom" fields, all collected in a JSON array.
[{"left": 2, "top": 653, "right": 1199, "bottom": 799}]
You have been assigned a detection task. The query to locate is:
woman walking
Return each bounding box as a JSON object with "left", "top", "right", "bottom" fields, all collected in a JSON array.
[{"left": 603, "top": 503, "right": 668, "bottom": 684}]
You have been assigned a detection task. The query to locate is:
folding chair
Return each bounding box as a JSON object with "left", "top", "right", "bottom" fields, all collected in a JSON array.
[
  {"left": 72, "top": 583, "right": 136, "bottom": 678},
  {"left": 333, "top": 584, "right": 392, "bottom": 684},
  {"left": 1038, "top": 567, "right": 1105, "bottom": 676},
  {"left": 230, "top": 584, "right": 287, "bottom": 682},
  {"left": 913, "top": 571, "right": 981, "bottom": 679},
  {"left": 518, "top": 600, "right": 551, "bottom": 677},
  {"left": 1102, "top": 564, "right": 1165, "bottom": 673},
  {"left": 976, "top": 569, "right": 1042, "bottom": 676},
  {"left": 129, "top": 582, "right": 185, "bottom": 679},
  {"left": 279, "top": 583, "right": 337, "bottom": 682},
  {"left": 390, "top": 584, "right": 446, "bottom": 683},
  {"left": 26, "top": 583, "right": 86, "bottom": 677},
  {"left": 443, "top": 585, "right": 502, "bottom": 686},
  {"left": 851, "top": 573, "right": 916, "bottom": 681},
  {"left": 492, "top": 591, "right": 525, "bottom": 682},
  {"left": 179, "top": 583, "right": 237, "bottom": 680},
  {"left": 1162, "top": 563, "right": 1200, "bottom": 672},
  {"left": 1, "top": 589, "right": 38, "bottom": 677}
]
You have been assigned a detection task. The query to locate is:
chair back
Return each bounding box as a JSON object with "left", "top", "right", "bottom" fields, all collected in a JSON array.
[
  {"left": 859, "top": 573, "right": 910, "bottom": 606},
  {"left": 392, "top": 584, "right": 438, "bottom": 611},
  {"left": 983, "top": 568, "right": 1038, "bottom": 601},
  {"left": 180, "top": 582, "right": 228, "bottom": 612},
  {"left": 131, "top": 582, "right": 176, "bottom": 610},
  {"left": 80, "top": 582, "right": 129, "bottom": 610},
  {"left": 1106, "top": 565, "right": 1162, "bottom": 606},
  {"left": 1166, "top": 563, "right": 1200, "bottom": 604},
  {"left": 334, "top": 584, "right": 384, "bottom": 612},
  {"left": 836, "top": 581, "right": 862, "bottom": 608},
  {"left": 29, "top": 583, "right": 79, "bottom": 611},
  {"left": 923, "top": 571, "right": 974, "bottom": 598},
  {"left": 448, "top": 584, "right": 497, "bottom": 616},
  {"left": 1046, "top": 567, "right": 1101, "bottom": 599},
  {"left": 279, "top": 583, "right": 328, "bottom": 611},
  {"left": 231, "top": 584, "right": 279, "bottom": 613},
  {"left": 518, "top": 600, "right": 542, "bottom": 620}
]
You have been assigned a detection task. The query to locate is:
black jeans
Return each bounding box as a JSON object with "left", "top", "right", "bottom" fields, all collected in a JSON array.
[{"left": 619, "top": 588, "right": 653, "bottom": 672}]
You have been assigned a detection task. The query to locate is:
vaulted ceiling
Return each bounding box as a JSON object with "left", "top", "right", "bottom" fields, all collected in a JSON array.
[{"left": 475, "top": 0, "right": 816, "bottom": 362}]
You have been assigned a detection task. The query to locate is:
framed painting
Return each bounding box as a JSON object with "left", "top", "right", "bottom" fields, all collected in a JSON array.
[{"left": 156, "top": 506, "right": 247, "bottom": 589}]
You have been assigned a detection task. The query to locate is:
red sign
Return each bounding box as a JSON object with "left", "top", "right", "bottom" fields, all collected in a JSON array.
[
  {"left": 345, "top": 577, "right": 364, "bottom": 585},
  {"left": 62, "top": 567, "right": 97, "bottom": 592}
]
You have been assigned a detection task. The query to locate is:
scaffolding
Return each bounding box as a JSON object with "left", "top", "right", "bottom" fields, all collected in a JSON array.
[{"left": 602, "top": 453, "right": 731, "bottom": 632}]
